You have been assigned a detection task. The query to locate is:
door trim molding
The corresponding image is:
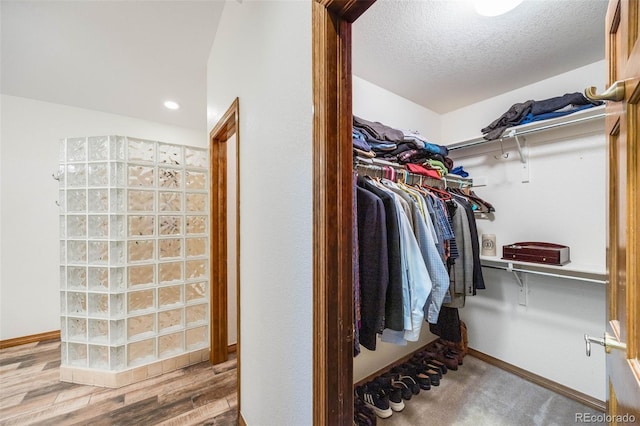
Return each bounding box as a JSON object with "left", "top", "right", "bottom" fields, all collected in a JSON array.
[
  {"left": 312, "top": 2, "right": 374, "bottom": 424},
  {"left": 209, "top": 97, "right": 241, "bottom": 418}
]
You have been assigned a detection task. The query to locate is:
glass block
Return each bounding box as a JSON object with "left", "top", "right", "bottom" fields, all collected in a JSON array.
[
  {"left": 158, "top": 143, "right": 183, "bottom": 165},
  {"left": 159, "top": 261, "right": 182, "bottom": 283},
  {"left": 68, "top": 240, "right": 87, "bottom": 264},
  {"left": 88, "top": 215, "right": 109, "bottom": 238},
  {"left": 59, "top": 139, "right": 66, "bottom": 162},
  {"left": 60, "top": 241, "right": 66, "bottom": 264},
  {"left": 186, "top": 238, "right": 206, "bottom": 257},
  {"left": 61, "top": 342, "right": 68, "bottom": 365},
  {"left": 68, "top": 343, "right": 88, "bottom": 367},
  {"left": 110, "top": 320, "right": 125, "bottom": 345},
  {"left": 88, "top": 293, "right": 109, "bottom": 318},
  {"left": 128, "top": 289, "right": 155, "bottom": 313},
  {"left": 66, "top": 215, "right": 87, "bottom": 238},
  {"left": 66, "top": 164, "right": 87, "bottom": 187},
  {"left": 186, "top": 304, "right": 207, "bottom": 325},
  {"left": 185, "top": 147, "right": 208, "bottom": 168},
  {"left": 88, "top": 267, "right": 109, "bottom": 291},
  {"left": 185, "top": 193, "right": 206, "bottom": 212},
  {"left": 88, "top": 136, "right": 109, "bottom": 161},
  {"left": 58, "top": 190, "right": 66, "bottom": 210},
  {"left": 88, "top": 189, "right": 108, "bottom": 212},
  {"left": 128, "top": 138, "right": 155, "bottom": 163},
  {"left": 128, "top": 190, "right": 155, "bottom": 212},
  {"left": 159, "top": 285, "right": 182, "bottom": 307},
  {"left": 185, "top": 170, "right": 207, "bottom": 190},
  {"left": 111, "top": 163, "right": 126, "bottom": 187},
  {"left": 67, "top": 190, "right": 87, "bottom": 212},
  {"left": 110, "top": 189, "right": 126, "bottom": 213},
  {"left": 186, "top": 282, "right": 206, "bottom": 302},
  {"left": 88, "top": 319, "right": 109, "bottom": 343},
  {"left": 67, "top": 317, "right": 87, "bottom": 340},
  {"left": 127, "top": 264, "right": 155, "bottom": 287},
  {"left": 186, "top": 260, "right": 207, "bottom": 280},
  {"left": 158, "top": 308, "right": 183, "bottom": 331},
  {"left": 127, "top": 164, "right": 155, "bottom": 187},
  {"left": 60, "top": 291, "right": 67, "bottom": 314},
  {"left": 105, "top": 245, "right": 120, "bottom": 267},
  {"left": 128, "top": 314, "right": 155, "bottom": 340},
  {"left": 158, "top": 167, "right": 182, "bottom": 189},
  {"left": 60, "top": 216, "right": 66, "bottom": 239},
  {"left": 110, "top": 346, "right": 125, "bottom": 370},
  {"left": 88, "top": 241, "right": 109, "bottom": 264},
  {"left": 159, "top": 216, "right": 181, "bottom": 235},
  {"left": 128, "top": 240, "right": 154, "bottom": 262},
  {"left": 67, "top": 137, "right": 87, "bottom": 162},
  {"left": 57, "top": 164, "right": 66, "bottom": 188},
  {"left": 67, "top": 266, "right": 87, "bottom": 290},
  {"left": 158, "top": 332, "right": 183, "bottom": 358},
  {"left": 186, "top": 326, "right": 207, "bottom": 349},
  {"left": 110, "top": 294, "right": 125, "bottom": 317},
  {"left": 110, "top": 215, "right": 125, "bottom": 239},
  {"left": 127, "top": 338, "right": 156, "bottom": 366},
  {"left": 109, "top": 268, "right": 125, "bottom": 292},
  {"left": 158, "top": 192, "right": 182, "bottom": 212},
  {"left": 89, "top": 345, "right": 109, "bottom": 369},
  {"left": 158, "top": 238, "right": 182, "bottom": 259},
  {"left": 60, "top": 316, "right": 67, "bottom": 340},
  {"left": 60, "top": 266, "right": 66, "bottom": 289},
  {"left": 88, "top": 163, "right": 109, "bottom": 187},
  {"left": 111, "top": 136, "right": 125, "bottom": 161},
  {"left": 128, "top": 215, "right": 154, "bottom": 236}
]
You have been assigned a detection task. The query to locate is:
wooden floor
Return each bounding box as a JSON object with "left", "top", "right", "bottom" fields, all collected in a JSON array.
[{"left": 0, "top": 339, "right": 237, "bottom": 426}]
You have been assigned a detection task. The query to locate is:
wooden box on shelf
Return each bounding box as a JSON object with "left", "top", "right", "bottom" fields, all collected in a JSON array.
[{"left": 502, "top": 242, "right": 570, "bottom": 266}]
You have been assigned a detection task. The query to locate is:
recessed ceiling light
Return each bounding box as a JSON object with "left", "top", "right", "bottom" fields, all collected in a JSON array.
[
  {"left": 164, "top": 100, "right": 180, "bottom": 110},
  {"left": 474, "top": 0, "right": 523, "bottom": 16}
]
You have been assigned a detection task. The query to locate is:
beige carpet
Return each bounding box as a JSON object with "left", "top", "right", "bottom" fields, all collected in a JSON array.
[{"left": 378, "top": 355, "right": 604, "bottom": 426}]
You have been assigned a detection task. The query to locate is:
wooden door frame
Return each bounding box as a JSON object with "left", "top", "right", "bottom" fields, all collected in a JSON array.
[
  {"left": 312, "top": 2, "right": 374, "bottom": 424},
  {"left": 209, "top": 97, "right": 241, "bottom": 416}
]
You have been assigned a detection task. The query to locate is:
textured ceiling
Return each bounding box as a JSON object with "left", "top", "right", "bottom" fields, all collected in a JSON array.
[
  {"left": 1, "top": 1, "right": 608, "bottom": 129},
  {"left": 353, "top": 0, "right": 608, "bottom": 113},
  {"left": 1, "top": 1, "right": 224, "bottom": 130}
]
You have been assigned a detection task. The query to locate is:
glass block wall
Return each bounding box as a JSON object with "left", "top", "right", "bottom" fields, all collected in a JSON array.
[{"left": 58, "top": 136, "right": 209, "bottom": 371}]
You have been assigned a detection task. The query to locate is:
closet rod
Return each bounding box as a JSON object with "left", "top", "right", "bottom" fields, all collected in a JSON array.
[
  {"left": 354, "top": 157, "right": 473, "bottom": 188},
  {"left": 481, "top": 264, "right": 608, "bottom": 285},
  {"left": 447, "top": 110, "right": 606, "bottom": 151}
]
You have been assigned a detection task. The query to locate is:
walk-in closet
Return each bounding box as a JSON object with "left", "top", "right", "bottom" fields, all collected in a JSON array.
[{"left": 348, "top": 1, "right": 614, "bottom": 424}]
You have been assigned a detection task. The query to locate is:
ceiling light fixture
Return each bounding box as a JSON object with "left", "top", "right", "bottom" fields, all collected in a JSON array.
[
  {"left": 474, "top": 0, "right": 524, "bottom": 16},
  {"left": 164, "top": 100, "right": 180, "bottom": 110}
]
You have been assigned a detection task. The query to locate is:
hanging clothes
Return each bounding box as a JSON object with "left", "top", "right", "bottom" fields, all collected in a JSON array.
[{"left": 353, "top": 162, "right": 488, "bottom": 353}]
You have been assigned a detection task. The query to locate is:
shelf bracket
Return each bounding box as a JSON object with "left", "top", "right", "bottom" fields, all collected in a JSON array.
[
  {"left": 507, "top": 262, "right": 528, "bottom": 306},
  {"left": 505, "top": 130, "right": 530, "bottom": 183}
]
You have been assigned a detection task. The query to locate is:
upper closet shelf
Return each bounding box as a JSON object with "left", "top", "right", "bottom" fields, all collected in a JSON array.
[
  {"left": 447, "top": 104, "right": 606, "bottom": 152},
  {"left": 480, "top": 255, "right": 607, "bottom": 285}
]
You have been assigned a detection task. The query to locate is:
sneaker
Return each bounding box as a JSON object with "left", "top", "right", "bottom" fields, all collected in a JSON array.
[
  {"left": 372, "top": 378, "right": 405, "bottom": 412},
  {"left": 381, "top": 373, "right": 413, "bottom": 401},
  {"left": 355, "top": 384, "right": 393, "bottom": 419}
]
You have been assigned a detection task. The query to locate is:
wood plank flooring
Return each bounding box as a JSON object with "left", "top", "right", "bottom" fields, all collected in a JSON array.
[{"left": 0, "top": 339, "right": 237, "bottom": 426}]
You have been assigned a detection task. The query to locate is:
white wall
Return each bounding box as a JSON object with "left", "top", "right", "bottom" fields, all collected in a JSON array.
[
  {"left": 352, "top": 75, "right": 443, "bottom": 382},
  {"left": 442, "top": 60, "right": 607, "bottom": 400},
  {"left": 206, "top": 1, "right": 312, "bottom": 424},
  {"left": 442, "top": 60, "right": 606, "bottom": 143},
  {"left": 0, "top": 94, "right": 206, "bottom": 341}
]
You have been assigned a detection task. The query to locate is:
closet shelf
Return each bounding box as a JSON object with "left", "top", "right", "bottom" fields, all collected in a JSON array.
[
  {"left": 446, "top": 105, "right": 606, "bottom": 151},
  {"left": 480, "top": 255, "right": 607, "bottom": 285}
]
